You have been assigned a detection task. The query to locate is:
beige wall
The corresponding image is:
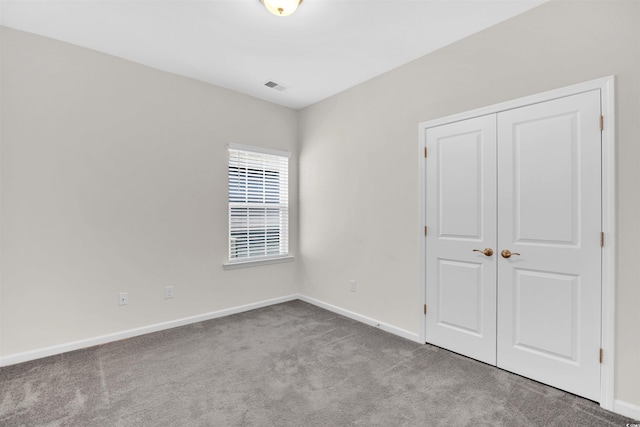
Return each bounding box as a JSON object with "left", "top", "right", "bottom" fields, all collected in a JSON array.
[
  {"left": 298, "top": 0, "right": 640, "bottom": 405},
  {"left": 0, "top": 27, "right": 298, "bottom": 356},
  {"left": 1, "top": 0, "right": 639, "bottom": 410}
]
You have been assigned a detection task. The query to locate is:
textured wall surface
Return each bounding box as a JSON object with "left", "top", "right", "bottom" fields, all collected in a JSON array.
[
  {"left": 1, "top": 0, "right": 639, "bottom": 410},
  {"left": 0, "top": 27, "right": 298, "bottom": 357},
  {"left": 298, "top": 0, "right": 639, "bottom": 405}
]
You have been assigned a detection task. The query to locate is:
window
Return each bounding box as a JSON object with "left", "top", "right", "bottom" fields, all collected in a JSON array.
[{"left": 228, "top": 145, "right": 289, "bottom": 263}]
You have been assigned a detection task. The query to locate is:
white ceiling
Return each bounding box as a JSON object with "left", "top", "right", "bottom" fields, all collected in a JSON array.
[{"left": 0, "top": 0, "right": 548, "bottom": 110}]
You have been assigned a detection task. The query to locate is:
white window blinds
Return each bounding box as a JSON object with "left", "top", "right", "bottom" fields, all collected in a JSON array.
[{"left": 228, "top": 146, "right": 289, "bottom": 261}]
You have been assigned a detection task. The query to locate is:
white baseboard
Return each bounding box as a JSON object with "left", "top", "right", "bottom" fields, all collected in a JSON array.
[
  {"left": 614, "top": 399, "right": 640, "bottom": 421},
  {"left": 298, "top": 294, "right": 421, "bottom": 344},
  {"left": 0, "top": 294, "right": 298, "bottom": 367},
  {"left": 0, "top": 293, "right": 421, "bottom": 367},
  {"left": 7, "top": 293, "right": 634, "bottom": 419}
]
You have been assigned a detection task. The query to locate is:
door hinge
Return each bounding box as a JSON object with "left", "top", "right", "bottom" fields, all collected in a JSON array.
[
  {"left": 599, "top": 115, "right": 604, "bottom": 131},
  {"left": 600, "top": 231, "right": 604, "bottom": 247},
  {"left": 424, "top": 147, "right": 427, "bottom": 158},
  {"left": 424, "top": 304, "right": 427, "bottom": 315},
  {"left": 599, "top": 348, "right": 603, "bottom": 364},
  {"left": 424, "top": 226, "right": 427, "bottom": 236}
]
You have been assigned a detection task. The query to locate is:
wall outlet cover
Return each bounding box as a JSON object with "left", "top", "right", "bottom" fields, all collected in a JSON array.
[
  {"left": 118, "top": 292, "right": 128, "bottom": 306},
  {"left": 165, "top": 286, "right": 174, "bottom": 299}
]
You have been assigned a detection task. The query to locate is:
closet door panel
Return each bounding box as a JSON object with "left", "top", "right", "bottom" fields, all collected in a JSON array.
[
  {"left": 496, "top": 89, "right": 602, "bottom": 401},
  {"left": 425, "top": 114, "right": 497, "bottom": 365}
]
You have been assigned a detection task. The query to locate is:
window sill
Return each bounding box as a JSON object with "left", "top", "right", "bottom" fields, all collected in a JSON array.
[{"left": 223, "top": 255, "right": 295, "bottom": 270}]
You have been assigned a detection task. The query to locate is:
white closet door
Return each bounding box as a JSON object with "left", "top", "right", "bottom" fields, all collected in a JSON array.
[
  {"left": 496, "top": 90, "right": 602, "bottom": 401},
  {"left": 425, "top": 115, "right": 497, "bottom": 365}
]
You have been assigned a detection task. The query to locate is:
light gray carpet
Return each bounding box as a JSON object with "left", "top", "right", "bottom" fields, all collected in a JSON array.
[{"left": 0, "top": 300, "right": 636, "bottom": 426}]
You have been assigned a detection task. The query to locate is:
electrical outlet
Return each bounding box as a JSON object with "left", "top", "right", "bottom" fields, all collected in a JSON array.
[
  {"left": 118, "top": 292, "right": 128, "bottom": 306},
  {"left": 349, "top": 280, "right": 357, "bottom": 292},
  {"left": 165, "top": 286, "right": 174, "bottom": 299}
]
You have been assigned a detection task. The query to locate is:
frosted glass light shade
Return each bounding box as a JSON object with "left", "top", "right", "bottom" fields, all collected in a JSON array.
[{"left": 261, "top": 0, "right": 302, "bottom": 17}]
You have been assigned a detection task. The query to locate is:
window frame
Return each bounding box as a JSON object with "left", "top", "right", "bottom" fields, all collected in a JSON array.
[{"left": 223, "top": 144, "right": 293, "bottom": 269}]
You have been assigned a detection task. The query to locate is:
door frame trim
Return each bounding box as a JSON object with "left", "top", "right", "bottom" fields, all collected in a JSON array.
[{"left": 418, "top": 76, "right": 616, "bottom": 410}]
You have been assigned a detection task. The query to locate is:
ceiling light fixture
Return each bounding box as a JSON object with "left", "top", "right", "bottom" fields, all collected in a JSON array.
[{"left": 260, "top": 0, "right": 302, "bottom": 17}]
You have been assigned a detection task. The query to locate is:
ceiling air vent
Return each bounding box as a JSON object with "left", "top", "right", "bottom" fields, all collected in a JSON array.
[{"left": 264, "top": 81, "right": 287, "bottom": 92}]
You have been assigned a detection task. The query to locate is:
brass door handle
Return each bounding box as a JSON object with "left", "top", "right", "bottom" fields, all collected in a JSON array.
[
  {"left": 501, "top": 249, "right": 520, "bottom": 258},
  {"left": 473, "top": 248, "right": 493, "bottom": 257}
]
